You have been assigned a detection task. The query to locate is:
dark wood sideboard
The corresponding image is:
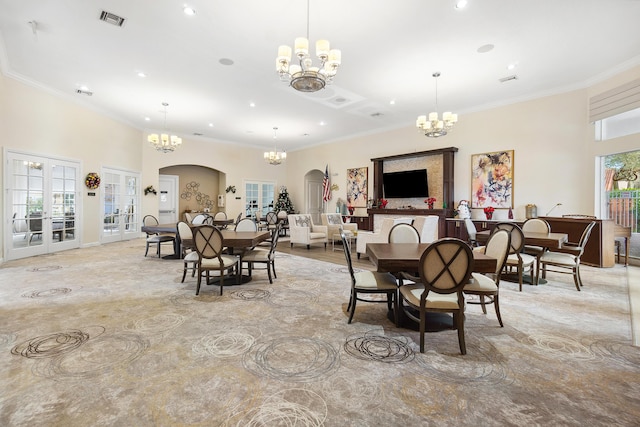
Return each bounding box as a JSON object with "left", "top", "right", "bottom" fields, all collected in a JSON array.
[{"left": 446, "top": 216, "right": 615, "bottom": 268}]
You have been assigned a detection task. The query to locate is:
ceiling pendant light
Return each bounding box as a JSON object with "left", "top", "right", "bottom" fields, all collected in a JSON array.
[
  {"left": 264, "top": 127, "right": 287, "bottom": 165},
  {"left": 148, "top": 102, "right": 182, "bottom": 153},
  {"left": 416, "top": 72, "right": 458, "bottom": 138},
  {"left": 275, "top": 0, "right": 341, "bottom": 92}
]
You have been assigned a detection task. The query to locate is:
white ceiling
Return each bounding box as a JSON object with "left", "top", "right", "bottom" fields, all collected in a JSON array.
[{"left": 1, "top": 0, "right": 640, "bottom": 152}]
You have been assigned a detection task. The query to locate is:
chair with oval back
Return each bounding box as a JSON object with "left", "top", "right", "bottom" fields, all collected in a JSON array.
[
  {"left": 494, "top": 222, "right": 536, "bottom": 291},
  {"left": 537, "top": 221, "right": 596, "bottom": 291},
  {"left": 177, "top": 221, "right": 197, "bottom": 282},
  {"left": 463, "top": 229, "right": 511, "bottom": 326},
  {"left": 192, "top": 225, "right": 239, "bottom": 295},
  {"left": 388, "top": 223, "right": 420, "bottom": 243},
  {"left": 398, "top": 238, "right": 474, "bottom": 354},
  {"left": 242, "top": 223, "right": 283, "bottom": 284},
  {"left": 191, "top": 213, "right": 208, "bottom": 225},
  {"left": 143, "top": 215, "right": 176, "bottom": 258},
  {"left": 522, "top": 218, "right": 551, "bottom": 262}
]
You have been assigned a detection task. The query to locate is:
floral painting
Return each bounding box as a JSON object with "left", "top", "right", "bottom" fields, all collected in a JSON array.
[
  {"left": 346, "top": 167, "right": 368, "bottom": 207},
  {"left": 471, "top": 150, "right": 514, "bottom": 208}
]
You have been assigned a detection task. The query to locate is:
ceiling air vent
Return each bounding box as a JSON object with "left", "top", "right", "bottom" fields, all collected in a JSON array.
[
  {"left": 75, "top": 89, "right": 93, "bottom": 96},
  {"left": 499, "top": 75, "right": 518, "bottom": 83},
  {"left": 99, "top": 11, "right": 126, "bottom": 27}
]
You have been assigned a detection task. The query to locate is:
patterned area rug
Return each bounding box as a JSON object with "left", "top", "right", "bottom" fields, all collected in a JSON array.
[{"left": 0, "top": 239, "right": 639, "bottom": 426}]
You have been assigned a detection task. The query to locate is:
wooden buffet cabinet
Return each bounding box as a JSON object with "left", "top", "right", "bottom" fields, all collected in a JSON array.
[{"left": 446, "top": 216, "right": 615, "bottom": 268}]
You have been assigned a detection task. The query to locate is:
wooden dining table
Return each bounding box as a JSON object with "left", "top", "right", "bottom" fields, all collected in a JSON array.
[{"left": 366, "top": 243, "right": 497, "bottom": 274}]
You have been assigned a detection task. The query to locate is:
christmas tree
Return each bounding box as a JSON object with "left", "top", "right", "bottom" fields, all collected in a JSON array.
[{"left": 274, "top": 186, "right": 295, "bottom": 213}]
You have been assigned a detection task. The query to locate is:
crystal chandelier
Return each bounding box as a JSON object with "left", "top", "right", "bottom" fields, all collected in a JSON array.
[
  {"left": 148, "top": 102, "right": 182, "bottom": 153},
  {"left": 416, "top": 72, "right": 458, "bottom": 138},
  {"left": 264, "top": 127, "right": 287, "bottom": 165},
  {"left": 275, "top": 0, "right": 341, "bottom": 92}
]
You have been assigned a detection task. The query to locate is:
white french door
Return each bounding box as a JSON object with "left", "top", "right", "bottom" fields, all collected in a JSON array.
[
  {"left": 101, "top": 168, "right": 140, "bottom": 243},
  {"left": 245, "top": 181, "right": 275, "bottom": 219},
  {"left": 5, "top": 151, "right": 80, "bottom": 260}
]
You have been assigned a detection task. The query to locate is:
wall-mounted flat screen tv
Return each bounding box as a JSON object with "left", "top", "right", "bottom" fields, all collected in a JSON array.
[{"left": 382, "top": 169, "right": 429, "bottom": 198}]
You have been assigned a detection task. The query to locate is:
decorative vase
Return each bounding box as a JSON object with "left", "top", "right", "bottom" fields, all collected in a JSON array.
[
  {"left": 508, "top": 207, "right": 513, "bottom": 219},
  {"left": 427, "top": 203, "right": 434, "bottom": 210},
  {"left": 348, "top": 207, "right": 354, "bottom": 215},
  {"left": 485, "top": 212, "right": 493, "bottom": 220}
]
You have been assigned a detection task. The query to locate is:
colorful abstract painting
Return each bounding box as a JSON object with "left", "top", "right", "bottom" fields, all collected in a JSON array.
[
  {"left": 346, "top": 167, "right": 368, "bottom": 207},
  {"left": 471, "top": 150, "right": 514, "bottom": 208}
]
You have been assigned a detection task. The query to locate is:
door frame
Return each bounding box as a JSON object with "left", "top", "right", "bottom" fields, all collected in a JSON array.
[
  {"left": 4, "top": 149, "right": 82, "bottom": 260},
  {"left": 159, "top": 174, "right": 179, "bottom": 224}
]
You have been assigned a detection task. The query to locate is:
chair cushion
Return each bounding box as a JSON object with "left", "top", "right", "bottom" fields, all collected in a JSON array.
[
  {"left": 309, "top": 232, "right": 326, "bottom": 239},
  {"left": 540, "top": 251, "right": 577, "bottom": 266},
  {"left": 354, "top": 271, "right": 398, "bottom": 290},
  {"left": 184, "top": 251, "right": 199, "bottom": 262},
  {"left": 326, "top": 214, "right": 342, "bottom": 225},
  {"left": 147, "top": 235, "right": 175, "bottom": 243},
  {"left": 242, "top": 248, "right": 270, "bottom": 262},
  {"left": 201, "top": 255, "right": 238, "bottom": 268},
  {"left": 295, "top": 216, "right": 311, "bottom": 227},
  {"left": 401, "top": 284, "right": 460, "bottom": 309},
  {"left": 506, "top": 253, "right": 535, "bottom": 266},
  {"left": 464, "top": 273, "right": 498, "bottom": 292}
]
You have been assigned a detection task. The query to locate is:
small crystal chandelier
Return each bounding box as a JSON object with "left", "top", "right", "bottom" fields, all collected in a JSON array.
[
  {"left": 416, "top": 72, "right": 458, "bottom": 138},
  {"left": 275, "top": 0, "right": 341, "bottom": 92},
  {"left": 264, "top": 127, "right": 287, "bottom": 165},
  {"left": 148, "top": 102, "right": 182, "bottom": 153}
]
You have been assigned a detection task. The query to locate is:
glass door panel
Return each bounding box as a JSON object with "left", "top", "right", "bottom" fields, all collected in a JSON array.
[
  {"left": 5, "top": 152, "right": 81, "bottom": 260},
  {"left": 101, "top": 168, "right": 140, "bottom": 243}
]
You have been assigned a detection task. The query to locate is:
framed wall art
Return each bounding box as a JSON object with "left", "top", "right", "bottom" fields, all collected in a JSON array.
[
  {"left": 471, "top": 150, "right": 514, "bottom": 208},
  {"left": 346, "top": 167, "right": 368, "bottom": 207}
]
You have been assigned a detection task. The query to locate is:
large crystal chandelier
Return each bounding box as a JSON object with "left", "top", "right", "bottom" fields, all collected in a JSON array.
[
  {"left": 264, "top": 127, "right": 287, "bottom": 165},
  {"left": 148, "top": 102, "right": 182, "bottom": 153},
  {"left": 416, "top": 72, "right": 458, "bottom": 138},
  {"left": 275, "top": 0, "right": 341, "bottom": 92}
]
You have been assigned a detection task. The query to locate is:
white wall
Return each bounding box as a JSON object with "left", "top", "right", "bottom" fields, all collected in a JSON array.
[
  {"left": 2, "top": 64, "right": 639, "bottom": 259},
  {"left": 286, "top": 66, "right": 640, "bottom": 221}
]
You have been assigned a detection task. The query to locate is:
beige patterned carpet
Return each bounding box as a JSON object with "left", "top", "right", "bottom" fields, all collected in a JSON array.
[{"left": 1, "top": 239, "right": 639, "bottom": 426}]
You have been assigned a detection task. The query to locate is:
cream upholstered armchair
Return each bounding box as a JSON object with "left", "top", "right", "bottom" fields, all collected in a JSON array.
[
  {"left": 321, "top": 213, "right": 357, "bottom": 239},
  {"left": 288, "top": 214, "right": 328, "bottom": 249},
  {"left": 356, "top": 217, "right": 412, "bottom": 259}
]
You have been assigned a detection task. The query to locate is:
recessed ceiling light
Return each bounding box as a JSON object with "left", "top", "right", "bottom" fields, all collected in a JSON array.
[
  {"left": 183, "top": 6, "right": 196, "bottom": 16},
  {"left": 507, "top": 62, "right": 517, "bottom": 70},
  {"left": 208, "top": 123, "right": 214, "bottom": 127},
  {"left": 137, "top": 71, "right": 146, "bottom": 78},
  {"left": 477, "top": 44, "right": 494, "bottom": 53},
  {"left": 455, "top": 0, "right": 468, "bottom": 9},
  {"left": 249, "top": 102, "right": 256, "bottom": 108},
  {"left": 144, "top": 117, "right": 150, "bottom": 121},
  {"left": 389, "top": 100, "right": 396, "bottom": 105},
  {"left": 319, "top": 121, "right": 326, "bottom": 126},
  {"left": 79, "top": 85, "right": 89, "bottom": 91}
]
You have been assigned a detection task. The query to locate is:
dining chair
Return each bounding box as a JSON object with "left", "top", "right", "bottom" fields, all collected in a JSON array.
[
  {"left": 463, "top": 229, "right": 511, "bottom": 327},
  {"left": 192, "top": 225, "right": 239, "bottom": 295},
  {"left": 142, "top": 215, "right": 175, "bottom": 258},
  {"left": 235, "top": 218, "right": 258, "bottom": 232},
  {"left": 177, "top": 221, "right": 197, "bottom": 282},
  {"left": 412, "top": 215, "right": 439, "bottom": 243},
  {"left": 214, "top": 211, "right": 229, "bottom": 228},
  {"left": 522, "top": 218, "right": 551, "bottom": 265},
  {"left": 234, "top": 212, "right": 242, "bottom": 225},
  {"left": 277, "top": 210, "right": 290, "bottom": 236},
  {"left": 494, "top": 222, "right": 536, "bottom": 291},
  {"left": 537, "top": 221, "right": 596, "bottom": 291},
  {"left": 340, "top": 228, "right": 399, "bottom": 325},
  {"left": 265, "top": 211, "right": 278, "bottom": 233},
  {"left": 242, "top": 223, "right": 282, "bottom": 284},
  {"left": 191, "top": 214, "right": 208, "bottom": 225},
  {"left": 398, "top": 238, "right": 474, "bottom": 354},
  {"left": 388, "top": 223, "right": 420, "bottom": 243}
]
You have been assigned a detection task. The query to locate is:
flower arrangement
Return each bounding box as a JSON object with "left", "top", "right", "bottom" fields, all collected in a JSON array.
[
  {"left": 425, "top": 197, "right": 436, "bottom": 209},
  {"left": 225, "top": 185, "right": 236, "bottom": 194},
  {"left": 483, "top": 206, "right": 495, "bottom": 219},
  {"left": 379, "top": 198, "right": 388, "bottom": 208},
  {"left": 144, "top": 185, "right": 157, "bottom": 195},
  {"left": 85, "top": 172, "right": 100, "bottom": 189}
]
